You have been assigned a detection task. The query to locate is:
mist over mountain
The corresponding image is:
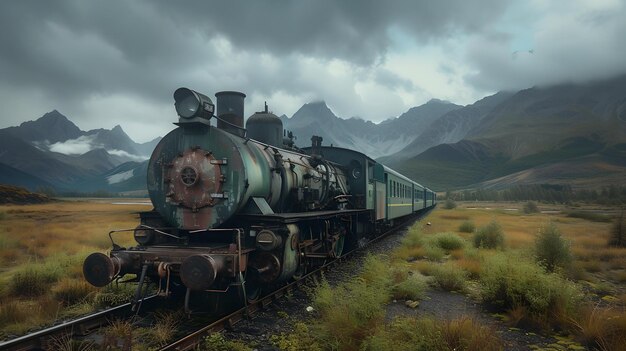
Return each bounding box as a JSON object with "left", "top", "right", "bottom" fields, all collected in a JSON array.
[{"left": 0, "top": 111, "right": 156, "bottom": 193}]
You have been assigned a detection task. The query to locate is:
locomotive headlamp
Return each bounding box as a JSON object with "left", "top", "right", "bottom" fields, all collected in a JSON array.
[{"left": 174, "top": 87, "right": 215, "bottom": 119}]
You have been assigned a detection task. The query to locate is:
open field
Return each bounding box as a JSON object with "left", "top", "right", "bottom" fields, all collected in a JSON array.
[
  {"left": 272, "top": 202, "right": 626, "bottom": 351},
  {"left": 426, "top": 201, "right": 626, "bottom": 288},
  {"left": 1, "top": 199, "right": 625, "bottom": 349},
  {"left": 0, "top": 199, "right": 148, "bottom": 338}
]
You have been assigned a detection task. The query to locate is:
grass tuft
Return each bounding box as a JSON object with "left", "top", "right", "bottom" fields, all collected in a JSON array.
[
  {"left": 444, "top": 199, "right": 457, "bottom": 209},
  {"left": 523, "top": 201, "right": 540, "bottom": 214},
  {"left": 392, "top": 273, "right": 428, "bottom": 300},
  {"left": 569, "top": 305, "right": 626, "bottom": 351},
  {"left": 473, "top": 220, "right": 506, "bottom": 249},
  {"left": 430, "top": 263, "right": 468, "bottom": 291},
  {"left": 9, "top": 264, "right": 61, "bottom": 297},
  {"left": 429, "top": 232, "right": 465, "bottom": 251},
  {"left": 534, "top": 222, "right": 572, "bottom": 272},
  {"left": 363, "top": 316, "right": 503, "bottom": 351},
  {"left": 53, "top": 278, "right": 97, "bottom": 305},
  {"left": 458, "top": 220, "right": 476, "bottom": 233},
  {"left": 479, "top": 253, "right": 581, "bottom": 328}
]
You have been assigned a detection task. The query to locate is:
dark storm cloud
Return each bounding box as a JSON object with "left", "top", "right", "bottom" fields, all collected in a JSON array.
[
  {"left": 156, "top": 0, "right": 509, "bottom": 64},
  {"left": 0, "top": 0, "right": 508, "bottom": 99},
  {"left": 0, "top": 0, "right": 514, "bottom": 139}
]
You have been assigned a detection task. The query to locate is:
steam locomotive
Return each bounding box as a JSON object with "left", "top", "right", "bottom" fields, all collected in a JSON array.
[{"left": 83, "top": 88, "right": 436, "bottom": 309}]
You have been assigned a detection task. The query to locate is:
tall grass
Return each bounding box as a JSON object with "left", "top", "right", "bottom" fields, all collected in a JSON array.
[
  {"left": 362, "top": 316, "right": 503, "bottom": 351},
  {"left": 392, "top": 273, "right": 428, "bottom": 300},
  {"left": 428, "top": 232, "right": 465, "bottom": 251},
  {"left": 534, "top": 222, "right": 572, "bottom": 272},
  {"left": 570, "top": 304, "right": 626, "bottom": 351},
  {"left": 479, "top": 253, "right": 581, "bottom": 328},
  {"left": 430, "top": 263, "right": 468, "bottom": 292},
  {"left": 313, "top": 255, "right": 392, "bottom": 349},
  {"left": 473, "top": 220, "right": 506, "bottom": 249},
  {"left": 9, "top": 264, "right": 62, "bottom": 297},
  {"left": 458, "top": 220, "right": 476, "bottom": 233}
]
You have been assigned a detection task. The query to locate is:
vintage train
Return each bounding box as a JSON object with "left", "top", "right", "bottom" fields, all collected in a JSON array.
[{"left": 83, "top": 88, "right": 436, "bottom": 309}]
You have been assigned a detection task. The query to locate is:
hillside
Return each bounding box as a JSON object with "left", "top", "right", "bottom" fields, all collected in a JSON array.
[
  {"left": 2, "top": 75, "right": 625, "bottom": 193},
  {"left": 390, "top": 76, "right": 626, "bottom": 190},
  {"left": 0, "top": 110, "right": 157, "bottom": 193},
  {"left": 0, "top": 184, "right": 51, "bottom": 204}
]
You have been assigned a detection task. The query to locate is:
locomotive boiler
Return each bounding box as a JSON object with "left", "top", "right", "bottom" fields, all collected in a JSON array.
[{"left": 83, "top": 87, "right": 436, "bottom": 309}]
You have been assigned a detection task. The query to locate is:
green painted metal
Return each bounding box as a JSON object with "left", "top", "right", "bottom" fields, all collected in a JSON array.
[{"left": 148, "top": 124, "right": 349, "bottom": 230}]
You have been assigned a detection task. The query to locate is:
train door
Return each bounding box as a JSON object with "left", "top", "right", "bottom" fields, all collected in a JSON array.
[
  {"left": 367, "top": 183, "right": 374, "bottom": 210},
  {"left": 383, "top": 173, "right": 389, "bottom": 220},
  {"left": 375, "top": 182, "right": 385, "bottom": 220}
]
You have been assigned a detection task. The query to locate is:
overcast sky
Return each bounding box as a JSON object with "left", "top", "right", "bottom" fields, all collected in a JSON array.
[{"left": 1, "top": 0, "right": 625, "bottom": 142}]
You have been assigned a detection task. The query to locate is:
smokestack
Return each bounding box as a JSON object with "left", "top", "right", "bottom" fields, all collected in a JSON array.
[{"left": 215, "top": 91, "right": 246, "bottom": 137}]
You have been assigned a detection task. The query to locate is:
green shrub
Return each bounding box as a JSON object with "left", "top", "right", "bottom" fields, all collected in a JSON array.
[
  {"left": 431, "top": 263, "right": 468, "bottom": 292},
  {"left": 479, "top": 253, "right": 581, "bottom": 323},
  {"left": 523, "top": 201, "right": 540, "bottom": 214},
  {"left": 458, "top": 220, "right": 476, "bottom": 233},
  {"left": 402, "top": 226, "right": 424, "bottom": 247},
  {"left": 363, "top": 317, "right": 443, "bottom": 351},
  {"left": 429, "top": 232, "right": 465, "bottom": 251},
  {"left": 423, "top": 244, "right": 445, "bottom": 261},
  {"left": 313, "top": 255, "right": 392, "bottom": 349},
  {"left": 93, "top": 283, "right": 135, "bottom": 308},
  {"left": 444, "top": 199, "right": 457, "bottom": 209},
  {"left": 392, "top": 273, "right": 428, "bottom": 300},
  {"left": 53, "top": 279, "right": 96, "bottom": 305},
  {"left": 359, "top": 254, "right": 393, "bottom": 289},
  {"left": 535, "top": 223, "right": 572, "bottom": 272},
  {"left": 608, "top": 209, "right": 625, "bottom": 247},
  {"left": 363, "top": 316, "right": 503, "bottom": 351},
  {"left": 473, "top": 220, "right": 505, "bottom": 249},
  {"left": 10, "top": 265, "right": 61, "bottom": 297},
  {"left": 270, "top": 322, "right": 324, "bottom": 351}
]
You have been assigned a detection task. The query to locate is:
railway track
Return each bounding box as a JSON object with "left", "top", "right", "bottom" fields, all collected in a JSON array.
[
  {"left": 160, "top": 210, "right": 431, "bottom": 350},
  {"left": 0, "top": 295, "right": 158, "bottom": 351},
  {"left": 1, "top": 210, "right": 430, "bottom": 351}
]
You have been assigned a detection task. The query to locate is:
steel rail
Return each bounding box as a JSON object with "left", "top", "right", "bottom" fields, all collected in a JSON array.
[
  {"left": 160, "top": 209, "right": 433, "bottom": 351},
  {"left": 0, "top": 295, "right": 158, "bottom": 351}
]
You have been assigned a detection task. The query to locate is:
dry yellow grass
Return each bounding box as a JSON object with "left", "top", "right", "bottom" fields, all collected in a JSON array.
[
  {"left": 0, "top": 199, "right": 148, "bottom": 337},
  {"left": 428, "top": 203, "right": 625, "bottom": 282},
  {"left": 0, "top": 200, "right": 146, "bottom": 266}
]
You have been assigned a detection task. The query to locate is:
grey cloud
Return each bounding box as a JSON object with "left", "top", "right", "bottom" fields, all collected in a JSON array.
[
  {"left": 8, "top": 1, "right": 624, "bottom": 141},
  {"left": 0, "top": 0, "right": 510, "bottom": 101},
  {"left": 464, "top": 5, "right": 626, "bottom": 91}
]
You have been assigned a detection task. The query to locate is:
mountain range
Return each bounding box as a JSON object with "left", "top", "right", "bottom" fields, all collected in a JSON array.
[
  {"left": 1, "top": 75, "right": 625, "bottom": 193},
  {"left": 0, "top": 111, "right": 159, "bottom": 193}
]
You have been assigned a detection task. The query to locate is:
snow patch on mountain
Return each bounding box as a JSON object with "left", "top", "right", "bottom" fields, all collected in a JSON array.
[
  {"left": 107, "top": 169, "right": 134, "bottom": 184},
  {"left": 108, "top": 149, "right": 148, "bottom": 161}
]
